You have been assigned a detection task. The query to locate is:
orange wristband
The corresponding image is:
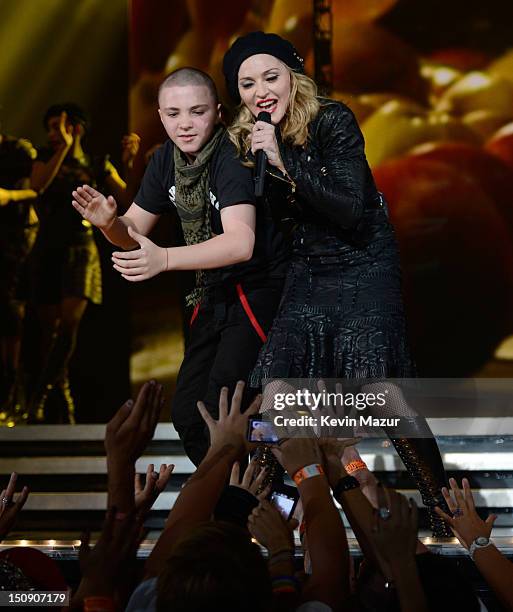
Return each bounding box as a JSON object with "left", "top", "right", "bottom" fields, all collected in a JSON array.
[
  {"left": 292, "top": 464, "right": 324, "bottom": 486},
  {"left": 344, "top": 459, "right": 367, "bottom": 475}
]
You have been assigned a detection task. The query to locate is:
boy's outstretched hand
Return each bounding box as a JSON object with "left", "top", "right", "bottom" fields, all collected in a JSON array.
[{"left": 72, "top": 184, "right": 117, "bottom": 230}]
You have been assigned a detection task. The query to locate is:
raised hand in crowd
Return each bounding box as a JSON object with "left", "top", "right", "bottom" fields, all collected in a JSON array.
[
  {"left": 248, "top": 500, "right": 300, "bottom": 612},
  {"left": 435, "top": 477, "right": 496, "bottom": 549},
  {"left": 248, "top": 499, "right": 298, "bottom": 556},
  {"left": 316, "top": 435, "right": 391, "bottom": 586},
  {"left": 230, "top": 457, "right": 270, "bottom": 501},
  {"left": 0, "top": 473, "right": 29, "bottom": 542},
  {"left": 436, "top": 478, "right": 513, "bottom": 611},
  {"left": 212, "top": 456, "right": 270, "bottom": 530},
  {"left": 198, "top": 382, "right": 259, "bottom": 455},
  {"left": 273, "top": 437, "right": 350, "bottom": 611},
  {"left": 145, "top": 382, "right": 261, "bottom": 577},
  {"left": 72, "top": 184, "right": 118, "bottom": 230},
  {"left": 272, "top": 437, "right": 323, "bottom": 481},
  {"left": 105, "top": 380, "right": 164, "bottom": 464},
  {"left": 314, "top": 380, "right": 379, "bottom": 502},
  {"left": 72, "top": 507, "right": 143, "bottom": 610},
  {"left": 369, "top": 487, "right": 428, "bottom": 612},
  {"left": 316, "top": 437, "right": 361, "bottom": 490},
  {"left": 134, "top": 462, "right": 174, "bottom": 517},
  {"left": 105, "top": 380, "right": 166, "bottom": 514}
]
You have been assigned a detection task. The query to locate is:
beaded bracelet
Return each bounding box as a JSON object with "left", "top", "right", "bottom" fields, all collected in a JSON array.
[{"left": 271, "top": 575, "right": 300, "bottom": 594}]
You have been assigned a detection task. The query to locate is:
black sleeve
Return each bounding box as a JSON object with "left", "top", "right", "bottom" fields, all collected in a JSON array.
[
  {"left": 213, "top": 485, "right": 259, "bottom": 528},
  {"left": 134, "top": 142, "right": 173, "bottom": 215},
  {"left": 211, "top": 136, "right": 256, "bottom": 210},
  {"left": 280, "top": 102, "right": 367, "bottom": 231}
]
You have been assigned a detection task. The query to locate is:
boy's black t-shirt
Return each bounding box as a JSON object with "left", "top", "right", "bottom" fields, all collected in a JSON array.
[{"left": 134, "top": 133, "right": 288, "bottom": 289}]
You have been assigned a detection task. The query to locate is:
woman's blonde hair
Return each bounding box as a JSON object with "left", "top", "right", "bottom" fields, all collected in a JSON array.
[{"left": 227, "top": 70, "right": 321, "bottom": 162}]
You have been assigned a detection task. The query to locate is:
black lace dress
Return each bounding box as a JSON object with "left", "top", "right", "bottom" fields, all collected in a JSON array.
[
  {"left": 249, "top": 101, "right": 452, "bottom": 537},
  {"left": 250, "top": 100, "right": 416, "bottom": 385}
]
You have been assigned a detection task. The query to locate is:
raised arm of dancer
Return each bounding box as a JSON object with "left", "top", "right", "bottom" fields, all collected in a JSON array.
[{"left": 30, "top": 113, "right": 72, "bottom": 193}]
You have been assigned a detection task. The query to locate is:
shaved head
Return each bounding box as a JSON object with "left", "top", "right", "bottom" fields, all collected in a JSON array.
[{"left": 158, "top": 67, "right": 218, "bottom": 106}]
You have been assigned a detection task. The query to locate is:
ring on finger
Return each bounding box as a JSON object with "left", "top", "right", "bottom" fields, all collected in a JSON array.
[
  {"left": 378, "top": 506, "right": 391, "bottom": 521},
  {"left": 453, "top": 507, "right": 464, "bottom": 518}
]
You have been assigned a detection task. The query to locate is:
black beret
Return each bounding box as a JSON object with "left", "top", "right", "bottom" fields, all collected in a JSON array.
[{"left": 223, "top": 31, "right": 304, "bottom": 102}]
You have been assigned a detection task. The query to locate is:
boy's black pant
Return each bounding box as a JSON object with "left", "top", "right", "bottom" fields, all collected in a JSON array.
[{"left": 171, "top": 280, "right": 283, "bottom": 466}]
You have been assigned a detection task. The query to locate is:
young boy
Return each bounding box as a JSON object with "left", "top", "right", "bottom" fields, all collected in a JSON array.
[{"left": 72, "top": 68, "right": 288, "bottom": 465}]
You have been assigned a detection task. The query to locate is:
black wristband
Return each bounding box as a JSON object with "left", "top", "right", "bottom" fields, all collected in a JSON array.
[{"left": 333, "top": 475, "right": 360, "bottom": 498}]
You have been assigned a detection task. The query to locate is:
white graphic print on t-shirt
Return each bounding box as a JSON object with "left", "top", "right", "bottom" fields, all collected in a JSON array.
[{"left": 168, "top": 185, "right": 219, "bottom": 210}]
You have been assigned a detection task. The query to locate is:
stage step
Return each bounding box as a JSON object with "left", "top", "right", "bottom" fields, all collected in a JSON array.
[{"left": 1, "top": 421, "right": 512, "bottom": 553}]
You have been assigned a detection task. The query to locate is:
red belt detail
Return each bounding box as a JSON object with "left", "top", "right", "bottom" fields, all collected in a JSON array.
[
  {"left": 190, "top": 303, "right": 200, "bottom": 326},
  {"left": 236, "top": 283, "right": 267, "bottom": 343}
]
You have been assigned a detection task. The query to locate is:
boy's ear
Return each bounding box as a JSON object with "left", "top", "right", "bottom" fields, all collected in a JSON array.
[{"left": 157, "top": 108, "right": 165, "bottom": 125}]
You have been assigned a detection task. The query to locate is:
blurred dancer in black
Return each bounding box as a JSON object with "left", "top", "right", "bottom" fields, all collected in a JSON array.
[
  {"left": 0, "top": 133, "right": 38, "bottom": 421},
  {"left": 27, "top": 103, "right": 133, "bottom": 423}
]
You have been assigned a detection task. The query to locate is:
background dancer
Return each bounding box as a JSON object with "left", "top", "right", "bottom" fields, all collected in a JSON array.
[
  {"left": 223, "top": 31, "right": 451, "bottom": 537},
  {"left": 0, "top": 132, "right": 38, "bottom": 421},
  {"left": 27, "top": 103, "right": 132, "bottom": 423}
]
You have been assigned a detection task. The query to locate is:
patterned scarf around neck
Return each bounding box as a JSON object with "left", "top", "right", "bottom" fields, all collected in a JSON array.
[{"left": 173, "top": 124, "right": 225, "bottom": 306}]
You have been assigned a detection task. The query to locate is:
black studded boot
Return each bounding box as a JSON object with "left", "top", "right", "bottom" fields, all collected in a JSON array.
[{"left": 386, "top": 418, "right": 452, "bottom": 538}]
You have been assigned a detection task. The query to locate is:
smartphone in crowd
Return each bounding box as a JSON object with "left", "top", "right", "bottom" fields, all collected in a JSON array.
[
  {"left": 271, "top": 490, "right": 298, "bottom": 521},
  {"left": 247, "top": 416, "right": 279, "bottom": 443}
]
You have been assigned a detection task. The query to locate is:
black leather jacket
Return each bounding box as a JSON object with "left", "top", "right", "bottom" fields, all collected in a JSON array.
[{"left": 266, "top": 99, "right": 392, "bottom": 255}]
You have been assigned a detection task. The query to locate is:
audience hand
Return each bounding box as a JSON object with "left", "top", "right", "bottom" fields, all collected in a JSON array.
[
  {"left": 197, "top": 381, "right": 261, "bottom": 456},
  {"left": 230, "top": 457, "right": 270, "bottom": 501},
  {"left": 248, "top": 499, "right": 298, "bottom": 554},
  {"left": 134, "top": 463, "right": 174, "bottom": 515},
  {"left": 112, "top": 227, "right": 167, "bottom": 281},
  {"left": 105, "top": 380, "right": 164, "bottom": 466},
  {"left": 272, "top": 437, "right": 323, "bottom": 480},
  {"left": 435, "top": 477, "right": 497, "bottom": 549},
  {"left": 72, "top": 184, "right": 117, "bottom": 230},
  {"left": 0, "top": 473, "right": 29, "bottom": 541},
  {"left": 76, "top": 507, "right": 143, "bottom": 600},
  {"left": 370, "top": 487, "right": 418, "bottom": 567},
  {"left": 317, "top": 437, "right": 361, "bottom": 489}
]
